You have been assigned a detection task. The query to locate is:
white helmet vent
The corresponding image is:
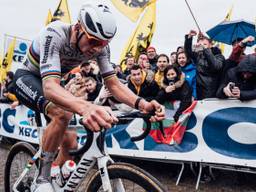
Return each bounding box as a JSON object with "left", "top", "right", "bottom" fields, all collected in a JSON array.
[{"left": 78, "top": 2, "right": 117, "bottom": 41}]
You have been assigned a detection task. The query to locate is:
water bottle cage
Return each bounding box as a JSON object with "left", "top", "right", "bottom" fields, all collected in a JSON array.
[{"left": 52, "top": 171, "right": 66, "bottom": 188}]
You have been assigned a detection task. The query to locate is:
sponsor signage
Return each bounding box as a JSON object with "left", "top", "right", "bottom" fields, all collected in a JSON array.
[
  {"left": 0, "top": 99, "right": 256, "bottom": 168},
  {"left": 3, "top": 34, "right": 31, "bottom": 71}
]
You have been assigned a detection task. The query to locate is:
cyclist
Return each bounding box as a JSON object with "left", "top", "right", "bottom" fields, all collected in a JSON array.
[{"left": 13, "top": 1, "right": 165, "bottom": 192}]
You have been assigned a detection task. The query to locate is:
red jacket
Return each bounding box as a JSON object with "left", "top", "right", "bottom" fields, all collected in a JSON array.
[
  {"left": 229, "top": 43, "right": 246, "bottom": 64},
  {"left": 229, "top": 43, "right": 256, "bottom": 64}
]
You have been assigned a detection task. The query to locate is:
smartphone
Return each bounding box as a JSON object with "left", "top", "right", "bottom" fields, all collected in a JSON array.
[
  {"left": 229, "top": 82, "right": 235, "bottom": 91},
  {"left": 169, "top": 81, "right": 175, "bottom": 86},
  {"left": 193, "top": 44, "right": 204, "bottom": 52}
]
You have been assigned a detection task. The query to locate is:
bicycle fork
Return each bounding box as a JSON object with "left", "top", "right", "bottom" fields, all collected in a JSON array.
[{"left": 97, "top": 155, "right": 125, "bottom": 192}]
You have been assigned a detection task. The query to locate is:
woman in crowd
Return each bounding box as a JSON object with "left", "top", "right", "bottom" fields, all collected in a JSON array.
[{"left": 156, "top": 65, "right": 192, "bottom": 122}]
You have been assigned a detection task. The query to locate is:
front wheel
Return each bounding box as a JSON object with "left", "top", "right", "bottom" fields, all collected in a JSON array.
[
  {"left": 86, "top": 162, "right": 166, "bottom": 192},
  {"left": 4, "top": 142, "right": 38, "bottom": 192}
]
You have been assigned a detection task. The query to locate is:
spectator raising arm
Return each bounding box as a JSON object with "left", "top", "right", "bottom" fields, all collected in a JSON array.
[
  {"left": 229, "top": 36, "right": 255, "bottom": 63},
  {"left": 184, "top": 30, "right": 198, "bottom": 62}
]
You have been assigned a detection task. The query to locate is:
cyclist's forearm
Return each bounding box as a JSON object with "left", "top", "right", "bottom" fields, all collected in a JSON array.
[
  {"left": 43, "top": 79, "right": 90, "bottom": 115},
  {"left": 105, "top": 77, "right": 145, "bottom": 109}
]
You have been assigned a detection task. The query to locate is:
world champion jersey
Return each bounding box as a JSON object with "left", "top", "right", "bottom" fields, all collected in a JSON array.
[{"left": 23, "top": 21, "right": 115, "bottom": 81}]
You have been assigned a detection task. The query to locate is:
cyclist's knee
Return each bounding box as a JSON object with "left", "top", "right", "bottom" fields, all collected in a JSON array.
[{"left": 47, "top": 106, "right": 73, "bottom": 125}]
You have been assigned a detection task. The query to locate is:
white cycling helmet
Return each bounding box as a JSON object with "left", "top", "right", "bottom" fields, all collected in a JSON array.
[{"left": 78, "top": 1, "right": 117, "bottom": 42}]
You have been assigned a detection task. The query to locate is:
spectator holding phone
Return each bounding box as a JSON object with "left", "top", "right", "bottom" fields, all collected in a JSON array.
[
  {"left": 217, "top": 54, "right": 256, "bottom": 100},
  {"left": 156, "top": 65, "right": 192, "bottom": 122},
  {"left": 65, "top": 72, "right": 87, "bottom": 98}
]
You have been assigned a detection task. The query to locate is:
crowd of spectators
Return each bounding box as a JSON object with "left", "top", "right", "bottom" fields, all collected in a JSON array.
[
  {"left": 58, "top": 31, "right": 256, "bottom": 121},
  {"left": 1, "top": 30, "right": 256, "bottom": 122}
]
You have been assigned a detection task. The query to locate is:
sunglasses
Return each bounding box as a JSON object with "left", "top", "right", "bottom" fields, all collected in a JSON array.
[{"left": 80, "top": 26, "right": 108, "bottom": 47}]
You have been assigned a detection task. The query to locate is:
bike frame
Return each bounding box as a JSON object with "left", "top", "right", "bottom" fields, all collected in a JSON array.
[
  {"left": 12, "top": 129, "right": 124, "bottom": 192},
  {"left": 56, "top": 130, "right": 124, "bottom": 192},
  {"left": 12, "top": 112, "right": 160, "bottom": 192}
]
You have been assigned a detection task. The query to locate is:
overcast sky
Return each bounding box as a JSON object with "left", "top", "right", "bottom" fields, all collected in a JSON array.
[{"left": 0, "top": 0, "right": 255, "bottom": 63}]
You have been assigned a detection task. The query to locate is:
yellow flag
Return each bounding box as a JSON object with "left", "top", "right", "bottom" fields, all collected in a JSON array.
[
  {"left": 224, "top": 5, "right": 233, "bottom": 21},
  {"left": 218, "top": 5, "right": 233, "bottom": 53},
  {"left": 111, "top": 0, "right": 156, "bottom": 22},
  {"left": 120, "top": 2, "right": 156, "bottom": 70},
  {"left": 45, "top": 9, "right": 53, "bottom": 26},
  {"left": 0, "top": 38, "right": 16, "bottom": 82},
  {"left": 52, "top": 0, "right": 71, "bottom": 23},
  {"left": 0, "top": 53, "right": 3, "bottom": 83}
]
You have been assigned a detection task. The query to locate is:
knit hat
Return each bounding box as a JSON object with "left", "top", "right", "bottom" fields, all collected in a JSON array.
[{"left": 147, "top": 46, "right": 156, "bottom": 52}]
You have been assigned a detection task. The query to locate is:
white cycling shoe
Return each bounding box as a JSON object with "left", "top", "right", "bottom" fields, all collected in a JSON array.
[{"left": 30, "top": 180, "right": 55, "bottom": 192}]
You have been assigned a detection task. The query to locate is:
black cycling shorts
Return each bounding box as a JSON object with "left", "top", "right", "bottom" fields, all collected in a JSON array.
[{"left": 13, "top": 69, "right": 50, "bottom": 115}]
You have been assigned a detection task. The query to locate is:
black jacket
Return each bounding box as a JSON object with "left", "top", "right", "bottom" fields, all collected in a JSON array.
[
  {"left": 149, "top": 57, "right": 158, "bottom": 72},
  {"left": 128, "top": 75, "right": 159, "bottom": 101},
  {"left": 87, "top": 83, "right": 103, "bottom": 101},
  {"left": 185, "top": 35, "right": 225, "bottom": 99},
  {"left": 0, "top": 81, "right": 15, "bottom": 103},
  {"left": 82, "top": 71, "right": 102, "bottom": 83},
  {"left": 123, "top": 69, "right": 131, "bottom": 79},
  {"left": 217, "top": 54, "right": 256, "bottom": 101}
]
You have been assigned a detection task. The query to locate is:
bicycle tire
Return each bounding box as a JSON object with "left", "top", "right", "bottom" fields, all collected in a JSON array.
[
  {"left": 4, "top": 141, "right": 38, "bottom": 192},
  {"left": 85, "top": 162, "right": 166, "bottom": 192}
]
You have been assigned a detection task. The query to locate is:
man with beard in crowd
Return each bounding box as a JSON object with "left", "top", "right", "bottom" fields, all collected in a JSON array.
[
  {"left": 154, "top": 54, "right": 170, "bottom": 87},
  {"left": 146, "top": 46, "right": 158, "bottom": 71},
  {"left": 123, "top": 54, "right": 136, "bottom": 79},
  {"left": 85, "top": 77, "right": 103, "bottom": 102},
  {"left": 128, "top": 65, "right": 159, "bottom": 101}
]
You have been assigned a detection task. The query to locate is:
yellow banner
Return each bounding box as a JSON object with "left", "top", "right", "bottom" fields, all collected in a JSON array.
[
  {"left": 218, "top": 5, "right": 233, "bottom": 53},
  {"left": 0, "top": 54, "right": 2, "bottom": 83},
  {"left": 119, "top": 2, "right": 156, "bottom": 70},
  {"left": 45, "top": 9, "right": 53, "bottom": 26},
  {"left": 111, "top": 0, "right": 156, "bottom": 22},
  {"left": 224, "top": 5, "right": 233, "bottom": 21},
  {"left": 52, "top": 0, "right": 71, "bottom": 23},
  {"left": 0, "top": 38, "right": 16, "bottom": 82}
]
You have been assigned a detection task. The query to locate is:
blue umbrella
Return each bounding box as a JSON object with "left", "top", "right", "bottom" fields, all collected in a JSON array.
[{"left": 206, "top": 19, "right": 256, "bottom": 46}]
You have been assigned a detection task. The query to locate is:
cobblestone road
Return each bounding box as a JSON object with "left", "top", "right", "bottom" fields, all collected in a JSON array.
[{"left": 1, "top": 144, "right": 256, "bottom": 192}]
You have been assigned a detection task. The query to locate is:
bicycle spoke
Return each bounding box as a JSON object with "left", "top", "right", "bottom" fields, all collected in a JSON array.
[
  {"left": 9, "top": 151, "right": 37, "bottom": 191},
  {"left": 96, "top": 178, "right": 151, "bottom": 192}
]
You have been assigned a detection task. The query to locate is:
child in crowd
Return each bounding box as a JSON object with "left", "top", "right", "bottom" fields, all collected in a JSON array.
[{"left": 156, "top": 65, "right": 192, "bottom": 122}]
